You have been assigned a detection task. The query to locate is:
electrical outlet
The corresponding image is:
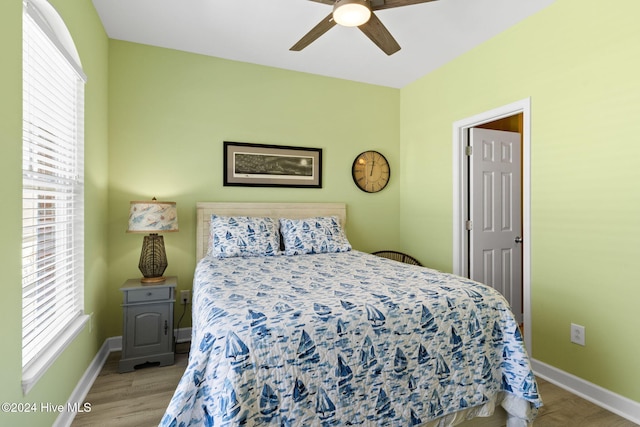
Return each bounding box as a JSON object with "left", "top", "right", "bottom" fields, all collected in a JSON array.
[
  {"left": 570, "top": 323, "right": 585, "bottom": 346},
  {"left": 180, "top": 290, "right": 191, "bottom": 305}
]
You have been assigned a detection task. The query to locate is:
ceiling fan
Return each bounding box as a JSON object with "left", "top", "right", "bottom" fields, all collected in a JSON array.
[{"left": 290, "top": 0, "right": 438, "bottom": 56}]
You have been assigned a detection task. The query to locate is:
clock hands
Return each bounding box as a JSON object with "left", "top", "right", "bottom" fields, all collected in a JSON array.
[{"left": 370, "top": 153, "right": 375, "bottom": 176}]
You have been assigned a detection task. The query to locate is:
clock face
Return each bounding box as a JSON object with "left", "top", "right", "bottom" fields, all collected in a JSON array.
[{"left": 352, "top": 150, "right": 390, "bottom": 193}]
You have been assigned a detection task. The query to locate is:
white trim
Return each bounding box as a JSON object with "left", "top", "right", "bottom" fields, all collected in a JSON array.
[
  {"left": 52, "top": 337, "right": 119, "bottom": 427},
  {"left": 175, "top": 326, "right": 193, "bottom": 343},
  {"left": 452, "top": 97, "right": 532, "bottom": 352},
  {"left": 22, "top": 0, "right": 86, "bottom": 391},
  {"left": 53, "top": 332, "right": 640, "bottom": 425},
  {"left": 24, "top": 0, "right": 86, "bottom": 81},
  {"left": 22, "top": 315, "right": 89, "bottom": 395},
  {"left": 54, "top": 328, "right": 192, "bottom": 427},
  {"left": 109, "top": 336, "right": 123, "bottom": 351},
  {"left": 532, "top": 359, "right": 640, "bottom": 425}
]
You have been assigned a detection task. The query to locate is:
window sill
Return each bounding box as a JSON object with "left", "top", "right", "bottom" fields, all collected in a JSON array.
[{"left": 22, "top": 314, "right": 89, "bottom": 395}]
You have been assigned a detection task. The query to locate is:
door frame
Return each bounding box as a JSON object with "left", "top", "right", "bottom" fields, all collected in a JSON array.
[{"left": 452, "top": 97, "right": 532, "bottom": 351}]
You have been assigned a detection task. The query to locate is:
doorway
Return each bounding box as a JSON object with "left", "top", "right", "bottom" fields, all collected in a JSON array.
[
  {"left": 452, "top": 98, "right": 532, "bottom": 352},
  {"left": 468, "top": 127, "right": 522, "bottom": 324}
]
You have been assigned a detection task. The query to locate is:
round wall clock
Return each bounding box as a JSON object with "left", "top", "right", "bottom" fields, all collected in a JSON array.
[{"left": 351, "top": 150, "right": 390, "bottom": 193}]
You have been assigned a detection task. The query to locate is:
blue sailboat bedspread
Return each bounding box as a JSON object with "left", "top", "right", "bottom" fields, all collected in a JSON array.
[{"left": 161, "top": 251, "right": 542, "bottom": 426}]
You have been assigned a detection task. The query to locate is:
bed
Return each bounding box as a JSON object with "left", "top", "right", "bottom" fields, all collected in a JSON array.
[{"left": 160, "top": 202, "right": 542, "bottom": 427}]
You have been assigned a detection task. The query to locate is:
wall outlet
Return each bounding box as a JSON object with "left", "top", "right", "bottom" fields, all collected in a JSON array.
[
  {"left": 180, "top": 290, "right": 191, "bottom": 305},
  {"left": 570, "top": 323, "right": 585, "bottom": 346}
]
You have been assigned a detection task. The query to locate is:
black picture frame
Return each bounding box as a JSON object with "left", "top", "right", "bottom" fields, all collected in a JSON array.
[{"left": 223, "top": 141, "right": 322, "bottom": 188}]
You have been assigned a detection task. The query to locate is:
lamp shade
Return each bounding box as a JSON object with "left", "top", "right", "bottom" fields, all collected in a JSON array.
[
  {"left": 127, "top": 200, "right": 178, "bottom": 233},
  {"left": 333, "top": 0, "right": 371, "bottom": 27},
  {"left": 127, "top": 199, "right": 178, "bottom": 283}
]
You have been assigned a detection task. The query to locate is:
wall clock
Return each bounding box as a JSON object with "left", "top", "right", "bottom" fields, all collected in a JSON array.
[{"left": 352, "top": 150, "right": 390, "bottom": 193}]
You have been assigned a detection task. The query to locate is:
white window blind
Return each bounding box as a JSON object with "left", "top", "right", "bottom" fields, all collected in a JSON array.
[{"left": 22, "top": 0, "right": 86, "bottom": 391}]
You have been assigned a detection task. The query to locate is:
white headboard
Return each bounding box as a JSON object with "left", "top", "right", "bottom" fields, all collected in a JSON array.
[{"left": 196, "top": 202, "right": 347, "bottom": 261}]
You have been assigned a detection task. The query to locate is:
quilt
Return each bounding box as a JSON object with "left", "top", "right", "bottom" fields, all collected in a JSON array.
[{"left": 161, "top": 251, "right": 542, "bottom": 426}]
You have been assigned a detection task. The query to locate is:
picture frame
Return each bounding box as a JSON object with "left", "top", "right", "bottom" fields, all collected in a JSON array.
[{"left": 223, "top": 141, "right": 322, "bottom": 188}]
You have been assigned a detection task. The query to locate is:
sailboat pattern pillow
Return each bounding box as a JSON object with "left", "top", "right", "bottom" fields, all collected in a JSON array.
[
  {"left": 208, "top": 215, "right": 281, "bottom": 258},
  {"left": 280, "top": 216, "right": 351, "bottom": 256}
]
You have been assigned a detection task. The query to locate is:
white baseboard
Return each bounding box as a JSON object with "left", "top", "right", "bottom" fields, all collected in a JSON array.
[
  {"left": 54, "top": 328, "right": 192, "bottom": 427},
  {"left": 55, "top": 333, "right": 639, "bottom": 426},
  {"left": 175, "top": 326, "right": 192, "bottom": 343},
  {"left": 531, "top": 358, "right": 640, "bottom": 424},
  {"left": 53, "top": 337, "right": 120, "bottom": 427}
]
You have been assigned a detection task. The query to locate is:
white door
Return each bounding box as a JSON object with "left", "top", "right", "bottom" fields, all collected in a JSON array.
[{"left": 469, "top": 128, "right": 522, "bottom": 322}]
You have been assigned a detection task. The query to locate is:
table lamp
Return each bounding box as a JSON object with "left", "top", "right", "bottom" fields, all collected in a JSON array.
[{"left": 127, "top": 198, "right": 178, "bottom": 283}]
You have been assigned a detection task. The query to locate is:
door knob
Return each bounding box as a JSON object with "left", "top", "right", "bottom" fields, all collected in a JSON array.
[{"left": 515, "top": 236, "right": 523, "bottom": 243}]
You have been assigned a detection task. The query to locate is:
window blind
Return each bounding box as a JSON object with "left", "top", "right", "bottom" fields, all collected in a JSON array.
[{"left": 22, "top": 1, "right": 85, "bottom": 377}]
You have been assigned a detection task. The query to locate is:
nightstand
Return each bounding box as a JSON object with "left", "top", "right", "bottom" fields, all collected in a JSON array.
[{"left": 119, "top": 276, "right": 176, "bottom": 373}]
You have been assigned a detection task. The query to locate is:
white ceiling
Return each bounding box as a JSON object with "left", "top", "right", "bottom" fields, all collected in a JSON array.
[{"left": 91, "top": 0, "right": 555, "bottom": 88}]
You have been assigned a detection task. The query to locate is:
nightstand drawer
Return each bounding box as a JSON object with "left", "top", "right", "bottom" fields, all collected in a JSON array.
[{"left": 126, "top": 287, "right": 172, "bottom": 303}]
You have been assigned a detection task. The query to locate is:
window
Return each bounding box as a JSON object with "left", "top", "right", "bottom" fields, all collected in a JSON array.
[{"left": 22, "top": 0, "right": 87, "bottom": 394}]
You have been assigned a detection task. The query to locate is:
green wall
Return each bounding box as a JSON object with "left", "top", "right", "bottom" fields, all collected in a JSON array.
[
  {"left": 2, "top": 1, "right": 399, "bottom": 422},
  {"left": 400, "top": 0, "right": 640, "bottom": 402},
  {"left": 2, "top": 0, "right": 639, "bottom": 424},
  {"left": 106, "top": 41, "right": 401, "bottom": 337},
  {"left": 0, "top": 0, "right": 109, "bottom": 425}
]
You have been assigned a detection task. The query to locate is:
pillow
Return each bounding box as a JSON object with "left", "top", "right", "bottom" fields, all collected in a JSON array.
[
  {"left": 208, "top": 215, "right": 281, "bottom": 258},
  {"left": 279, "top": 216, "right": 351, "bottom": 256}
]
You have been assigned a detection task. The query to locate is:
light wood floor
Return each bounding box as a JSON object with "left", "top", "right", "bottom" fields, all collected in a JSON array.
[{"left": 72, "top": 342, "right": 638, "bottom": 427}]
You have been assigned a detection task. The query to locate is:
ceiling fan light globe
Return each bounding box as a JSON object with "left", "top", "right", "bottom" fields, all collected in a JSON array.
[{"left": 333, "top": 0, "right": 371, "bottom": 27}]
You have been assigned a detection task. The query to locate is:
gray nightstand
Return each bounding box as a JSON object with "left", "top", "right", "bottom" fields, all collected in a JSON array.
[{"left": 119, "top": 276, "right": 176, "bottom": 373}]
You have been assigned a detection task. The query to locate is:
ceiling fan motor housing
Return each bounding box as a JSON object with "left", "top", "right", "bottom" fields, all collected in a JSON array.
[{"left": 333, "top": 0, "right": 372, "bottom": 27}]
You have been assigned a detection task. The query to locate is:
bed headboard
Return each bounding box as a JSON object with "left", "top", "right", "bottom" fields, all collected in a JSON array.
[{"left": 196, "top": 202, "right": 347, "bottom": 261}]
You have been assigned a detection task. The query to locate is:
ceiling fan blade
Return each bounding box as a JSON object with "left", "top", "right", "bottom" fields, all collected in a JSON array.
[
  {"left": 290, "top": 13, "right": 336, "bottom": 51},
  {"left": 358, "top": 12, "right": 401, "bottom": 55},
  {"left": 371, "top": 0, "right": 438, "bottom": 11},
  {"left": 309, "top": 0, "right": 438, "bottom": 10},
  {"left": 307, "top": 0, "right": 335, "bottom": 5}
]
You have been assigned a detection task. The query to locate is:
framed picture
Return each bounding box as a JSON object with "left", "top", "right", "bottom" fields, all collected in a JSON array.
[{"left": 223, "top": 141, "right": 322, "bottom": 188}]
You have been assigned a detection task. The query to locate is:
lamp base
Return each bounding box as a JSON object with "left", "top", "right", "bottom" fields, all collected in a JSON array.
[
  {"left": 138, "top": 234, "right": 169, "bottom": 283},
  {"left": 140, "top": 276, "right": 166, "bottom": 284}
]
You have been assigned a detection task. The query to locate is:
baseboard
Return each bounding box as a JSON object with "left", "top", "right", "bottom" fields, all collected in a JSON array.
[
  {"left": 53, "top": 337, "right": 120, "bottom": 427},
  {"left": 54, "top": 328, "right": 192, "bottom": 427},
  {"left": 531, "top": 358, "right": 640, "bottom": 424},
  {"left": 175, "top": 326, "right": 192, "bottom": 343},
  {"left": 55, "top": 334, "right": 638, "bottom": 426}
]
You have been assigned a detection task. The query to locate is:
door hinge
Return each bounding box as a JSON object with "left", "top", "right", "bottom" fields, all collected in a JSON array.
[
  {"left": 466, "top": 220, "right": 473, "bottom": 230},
  {"left": 465, "top": 146, "right": 473, "bottom": 156}
]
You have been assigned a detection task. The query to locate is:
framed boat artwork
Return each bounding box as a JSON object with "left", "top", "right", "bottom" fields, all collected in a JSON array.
[{"left": 223, "top": 141, "right": 322, "bottom": 188}]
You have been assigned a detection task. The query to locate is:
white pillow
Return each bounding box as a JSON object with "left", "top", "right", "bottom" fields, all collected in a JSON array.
[
  {"left": 208, "top": 215, "right": 281, "bottom": 258},
  {"left": 279, "top": 216, "right": 351, "bottom": 256}
]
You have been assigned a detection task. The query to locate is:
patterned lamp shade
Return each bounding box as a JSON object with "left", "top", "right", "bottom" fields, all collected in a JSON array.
[
  {"left": 127, "top": 200, "right": 179, "bottom": 233},
  {"left": 127, "top": 200, "right": 178, "bottom": 283}
]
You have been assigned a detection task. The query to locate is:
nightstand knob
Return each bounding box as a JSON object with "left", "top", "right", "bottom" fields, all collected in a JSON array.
[{"left": 147, "top": 292, "right": 153, "bottom": 296}]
